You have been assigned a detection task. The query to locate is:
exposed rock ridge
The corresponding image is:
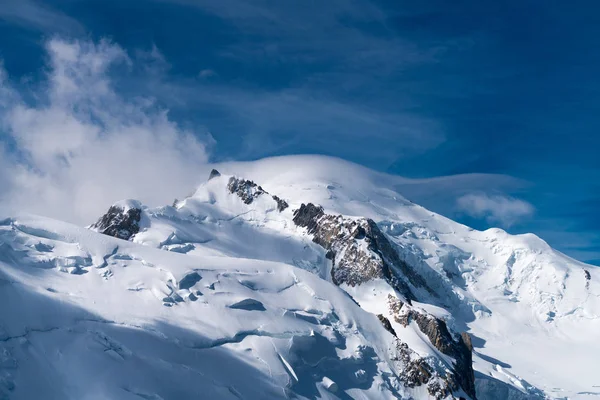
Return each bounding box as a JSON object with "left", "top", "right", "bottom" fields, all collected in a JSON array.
[
  {"left": 377, "top": 314, "right": 397, "bottom": 336},
  {"left": 395, "top": 340, "right": 467, "bottom": 400},
  {"left": 388, "top": 295, "right": 476, "bottom": 399},
  {"left": 91, "top": 205, "right": 142, "bottom": 240},
  {"left": 89, "top": 181, "right": 475, "bottom": 398},
  {"left": 292, "top": 203, "right": 437, "bottom": 302},
  {"left": 208, "top": 169, "right": 221, "bottom": 180},
  {"left": 291, "top": 202, "right": 474, "bottom": 397},
  {"left": 376, "top": 313, "right": 467, "bottom": 399},
  {"left": 227, "top": 177, "right": 289, "bottom": 212}
]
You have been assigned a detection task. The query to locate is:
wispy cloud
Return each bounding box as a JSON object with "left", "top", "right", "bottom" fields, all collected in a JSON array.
[
  {"left": 456, "top": 193, "right": 534, "bottom": 228},
  {"left": 0, "top": 38, "right": 211, "bottom": 224},
  {"left": 0, "top": 0, "right": 84, "bottom": 33},
  {"left": 143, "top": 79, "right": 444, "bottom": 167},
  {"left": 136, "top": 0, "right": 466, "bottom": 167},
  {"left": 163, "top": 0, "right": 445, "bottom": 72}
]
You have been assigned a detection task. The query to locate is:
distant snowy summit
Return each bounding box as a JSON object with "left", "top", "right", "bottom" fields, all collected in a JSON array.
[{"left": 2, "top": 155, "right": 598, "bottom": 399}]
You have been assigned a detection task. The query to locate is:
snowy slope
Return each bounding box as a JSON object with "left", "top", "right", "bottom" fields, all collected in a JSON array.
[
  {"left": 222, "top": 156, "right": 599, "bottom": 400},
  {"left": 1, "top": 155, "right": 598, "bottom": 399},
  {"left": 0, "top": 214, "right": 428, "bottom": 399}
]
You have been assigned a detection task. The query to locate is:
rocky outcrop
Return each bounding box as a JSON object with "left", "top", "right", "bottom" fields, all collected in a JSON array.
[
  {"left": 383, "top": 323, "right": 463, "bottom": 399},
  {"left": 377, "top": 314, "right": 397, "bottom": 336},
  {"left": 227, "top": 177, "right": 265, "bottom": 205},
  {"left": 292, "top": 203, "right": 436, "bottom": 301},
  {"left": 291, "top": 203, "right": 324, "bottom": 233},
  {"left": 91, "top": 204, "right": 142, "bottom": 240},
  {"left": 292, "top": 202, "right": 476, "bottom": 397},
  {"left": 227, "top": 177, "right": 289, "bottom": 211},
  {"left": 394, "top": 341, "right": 434, "bottom": 388},
  {"left": 208, "top": 169, "right": 221, "bottom": 180},
  {"left": 271, "top": 195, "right": 289, "bottom": 212},
  {"left": 388, "top": 295, "right": 476, "bottom": 399},
  {"left": 585, "top": 269, "right": 591, "bottom": 289}
]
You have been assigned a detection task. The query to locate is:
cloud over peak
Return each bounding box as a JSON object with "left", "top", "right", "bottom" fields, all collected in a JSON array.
[{"left": 0, "top": 38, "right": 211, "bottom": 224}]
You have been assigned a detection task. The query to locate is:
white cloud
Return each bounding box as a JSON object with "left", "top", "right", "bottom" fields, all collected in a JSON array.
[
  {"left": 456, "top": 193, "right": 534, "bottom": 227},
  {"left": 0, "top": 38, "right": 211, "bottom": 224}
]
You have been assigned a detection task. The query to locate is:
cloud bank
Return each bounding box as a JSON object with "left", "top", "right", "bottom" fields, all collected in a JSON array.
[
  {"left": 0, "top": 38, "right": 211, "bottom": 224},
  {"left": 456, "top": 193, "right": 534, "bottom": 228}
]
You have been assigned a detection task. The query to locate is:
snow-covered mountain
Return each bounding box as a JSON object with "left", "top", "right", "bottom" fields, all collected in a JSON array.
[{"left": 1, "top": 155, "right": 598, "bottom": 399}]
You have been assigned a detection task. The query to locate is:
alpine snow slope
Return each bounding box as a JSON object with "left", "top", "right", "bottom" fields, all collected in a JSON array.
[{"left": 1, "top": 155, "right": 598, "bottom": 399}]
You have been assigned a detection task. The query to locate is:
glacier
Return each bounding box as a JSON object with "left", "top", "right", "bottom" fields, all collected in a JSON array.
[{"left": 0, "top": 155, "right": 598, "bottom": 399}]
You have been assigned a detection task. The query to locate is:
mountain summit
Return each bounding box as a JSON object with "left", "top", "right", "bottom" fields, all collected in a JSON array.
[{"left": 1, "top": 155, "right": 598, "bottom": 399}]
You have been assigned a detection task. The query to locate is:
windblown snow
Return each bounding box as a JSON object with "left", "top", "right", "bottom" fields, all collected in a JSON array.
[{"left": 1, "top": 155, "right": 598, "bottom": 399}]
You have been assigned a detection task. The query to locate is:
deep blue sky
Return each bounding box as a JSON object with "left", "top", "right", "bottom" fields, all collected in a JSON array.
[{"left": 0, "top": 0, "right": 598, "bottom": 265}]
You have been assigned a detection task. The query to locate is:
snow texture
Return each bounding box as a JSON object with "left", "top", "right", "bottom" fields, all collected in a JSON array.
[{"left": 0, "top": 155, "right": 598, "bottom": 399}]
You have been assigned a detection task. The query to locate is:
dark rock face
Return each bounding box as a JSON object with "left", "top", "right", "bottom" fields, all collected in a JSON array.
[
  {"left": 91, "top": 206, "right": 142, "bottom": 240},
  {"left": 585, "top": 270, "right": 591, "bottom": 289},
  {"left": 292, "top": 202, "right": 477, "bottom": 397},
  {"left": 208, "top": 169, "right": 221, "bottom": 180},
  {"left": 366, "top": 220, "right": 432, "bottom": 286},
  {"left": 377, "top": 314, "right": 397, "bottom": 336},
  {"left": 375, "top": 313, "right": 437, "bottom": 392},
  {"left": 292, "top": 203, "right": 324, "bottom": 233},
  {"left": 227, "top": 177, "right": 265, "bottom": 204},
  {"left": 292, "top": 203, "right": 437, "bottom": 301},
  {"left": 389, "top": 295, "right": 477, "bottom": 399},
  {"left": 271, "top": 195, "right": 289, "bottom": 212},
  {"left": 392, "top": 335, "right": 461, "bottom": 399},
  {"left": 227, "top": 177, "right": 289, "bottom": 211},
  {"left": 461, "top": 332, "right": 473, "bottom": 352},
  {"left": 395, "top": 341, "right": 434, "bottom": 388}
]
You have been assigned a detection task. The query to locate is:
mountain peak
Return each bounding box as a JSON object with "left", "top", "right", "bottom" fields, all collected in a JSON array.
[
  {"left": 2, "top": 157, "right": 597, "bottom": 399},
  {"left": 208, "top": 168, "right": 221, "bottom": 180}
]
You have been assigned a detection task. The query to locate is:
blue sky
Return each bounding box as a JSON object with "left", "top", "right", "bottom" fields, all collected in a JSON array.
[{"left": 0, "top": 0, "right": 598, "bottom": 265}]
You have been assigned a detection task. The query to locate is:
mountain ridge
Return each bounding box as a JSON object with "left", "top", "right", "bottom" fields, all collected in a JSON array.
[{"left": 1, "top": 155, "right": 598, "bottom": 399}]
